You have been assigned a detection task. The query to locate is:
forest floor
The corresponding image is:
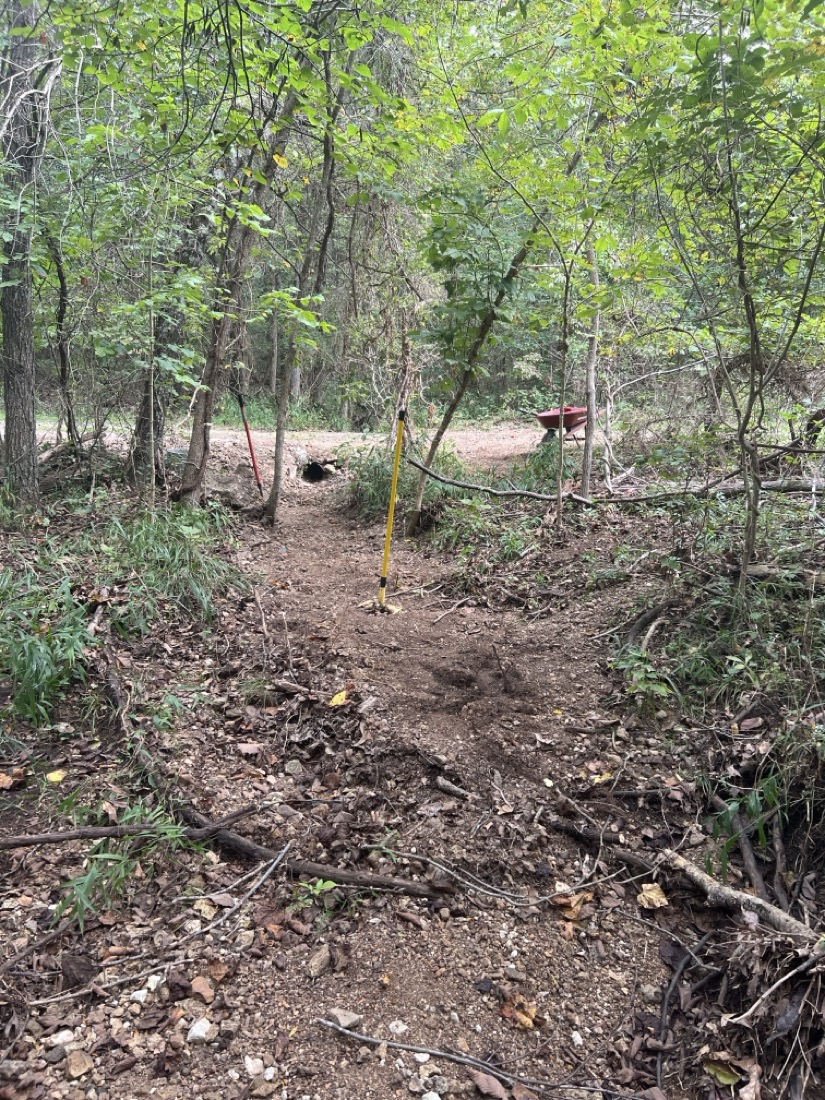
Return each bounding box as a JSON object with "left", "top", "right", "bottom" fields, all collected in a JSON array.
[{"left": 1, "top": 425, "right": 752, "bottom": 1100}]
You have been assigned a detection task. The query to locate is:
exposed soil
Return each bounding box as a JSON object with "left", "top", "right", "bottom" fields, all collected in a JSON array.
[{"left": 0, "top": 428, "right": 748, "bottom": 1100}]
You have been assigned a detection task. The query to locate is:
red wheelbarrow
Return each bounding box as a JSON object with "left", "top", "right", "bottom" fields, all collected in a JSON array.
[{"left": 536, "top": 405, "right": 588, "bottom": 442}]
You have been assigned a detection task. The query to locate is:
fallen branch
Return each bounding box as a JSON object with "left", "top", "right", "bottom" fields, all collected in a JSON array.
[
  {"left": 409, "top": 458, "right": 825, "bottom": 509},
  {"left": 178, "top": 805, "right": 452, "bottom": 900},
  {"left": 660, "top": 849, "right": 816, "bottom": 940},
  {"left": 657, "top": 932, "right": 714, "bottom": 1089},
  {"left": 709, "top": 794, "right": 770, "bottom": 904},
  {"left": 407, "top": 457, "right": 593, "bottom": 505},
  {"left": 0, "top": 807, "right": 257, "bottom": 852},
  {"left": 317, "top": 1019, "right": 644, "bottom": 1097}
]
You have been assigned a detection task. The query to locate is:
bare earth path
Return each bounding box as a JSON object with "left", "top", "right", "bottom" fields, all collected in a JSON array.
[{"left": 2, "top": 427, "right": 705, "bottom": 1100}]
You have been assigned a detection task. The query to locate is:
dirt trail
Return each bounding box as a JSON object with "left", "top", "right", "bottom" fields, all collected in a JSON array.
[
  {"left": 174, "top": 470, "right": 681, "bottom": 1100},
  {"left": 2, "top": 430, "right": 704, "bottom": 1100}
]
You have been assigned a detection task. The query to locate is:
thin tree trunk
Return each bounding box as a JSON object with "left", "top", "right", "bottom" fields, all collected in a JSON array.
[
  {"left": 132, "top": 309, "right": 173, "bottom": 489},
  {"left": 406, "top": 231, "right": 536, "bottom": 534},
  {"left": 580, "top": 243, "right": 600, "bottom": 497},
  {"left": 47, "top": 239, "right": 80, "bottom": 448},
  {"left": 179, "top": 89, "right": 301, "bottom": 506},
  {"left": 1, "top": 0, "right": 49, "bottom": 503},
  {"left": 264, "top": 337, "right": 296, "bottom": 524},
  {"left": 555, "top": 274, "right": 572, "bottom": 527},
  {"left": 269, "top": 301, "right": 280, "bottom": 397}
]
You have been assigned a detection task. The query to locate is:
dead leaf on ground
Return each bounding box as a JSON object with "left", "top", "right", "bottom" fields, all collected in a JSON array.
[
  {"left": 739, "top": 1064, "right": 762, "bottom": 1100},
  {"left": 237, "top": 741, "right": 264, "bottom": 756},
  {"left": 637, "top": 883, "right": 669, "bottom": 909},
  {"left": 549, "top": 890, "right": 593, "bottom": 920},
  {"left": 0, "top": 767, "right": 26, "bottom": 790},
  {"left": 500, "top": 992, "right": 538, "bottom": 1030},
  {"left": 512, "top": 1085, "right": 539, "bottom": 1100},
  {"left": 704, "top": 1060, "right": 742, "bottom": 1086},
  {"left": 467, "top": 1068, "right": 510, "bottom": 1098},
  {"left": 254, "top": 904, "right": 286, "bottom": 937},
  {"left": 207, "top": 959, "right": 230, "bottom": 984},
  {"left": 190, "top": 976, "right": 215, "bottom": 1004}
]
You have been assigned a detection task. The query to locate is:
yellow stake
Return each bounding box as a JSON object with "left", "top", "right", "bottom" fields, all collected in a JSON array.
[{"left": 378, "top": 409, "right": 406, "bottom": 608}]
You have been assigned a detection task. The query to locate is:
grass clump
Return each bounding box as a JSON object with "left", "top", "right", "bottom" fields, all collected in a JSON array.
[
  {"left": 344, "top": 442, "right": 468, "bottom": 525},
  {"left": 0, "top": 571, "right": 90, "bottom": 723},
  {"left": 0, "top": 501, "right": 244, "bottom": 722},
  {"left": 87, "top": 504, "right": 245, "bottom": 635},
  {"left": 54, "top": 798, "right": 191, "bottom": 931}
]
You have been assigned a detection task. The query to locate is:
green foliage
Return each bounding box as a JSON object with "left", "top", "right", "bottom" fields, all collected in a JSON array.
[
  {"left": 344, "top": 443, "right": 468, "bottom": 524},
  {"left": 85, "top": 505, "right": 246, "bottom": 636},
  {"left": 0, "top": 571, "right": 90, "bottom": 723},
  {"left": 289, "top": 879, "right": 338, "bottom": 914},
  {"left": 0, "top": 501, "right": 242, "bottom": 722},
  {"left": 512, "top": 441, "right": 579, "bottom": 493},
  {"left": 54, "top": 800, "right": 189, "bottom": 932}
]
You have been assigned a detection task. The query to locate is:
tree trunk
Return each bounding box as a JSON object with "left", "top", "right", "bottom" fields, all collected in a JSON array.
[
  {"left": 48, "top": 239, "right": 80, "bottom": 449},
  {"left": 406, "top": 231, "right": 536, "bottom": 534},
  {"left": 580, "top": 243, "right": 600, "bottom": 497},
  {"left": 1, "top": 0, "right": 48, "bottom": 503},
  {"left": 555, "top": 274, "right": 572, "bottom": 527},
  {"left": 179, "top": 88, "right": 301, "bottom": 505},
  {"left": 264, "top": 336, "right": 297, "bottom": 524},
  {"left": 269, "top": 304, "right": 280, "bottom": 397}
]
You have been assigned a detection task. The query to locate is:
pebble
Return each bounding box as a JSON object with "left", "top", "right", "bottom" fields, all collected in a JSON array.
[
  {"left": 47, "top": 1029, "right": 75, "bottom": 1048},
  {"left": 66, "top": 1050, "right": 94, "bottom": 1079},
  {"left": 571, "top": 1031, "right": 584, "bottom": 1048},
  {"left": 413, "top": 1053, "right": 430, "bottom": 1064},
  {"left": 389, "top": 1020, "right": 409, "bottom": 1037},
  {"left": 146, "top": 975, "right": 164, "bottom": 992},
  {"left": 328, "top": 1008, "right": 363, "bottom": 1030},
  {"left": 187, "top": 1018, "right": 217, "bottom": 1045},
  {"left": 244, "top": 1056, "right": 265, "bottom": 1078},
  {"left": 422, "top": 1093, "right": 441, "bottom": 1100},
  {"left": 130, "top": 988, "right": 148, "bottom": 1004},
  {"left": 284, "top": 759, "right": 303, "bottom": 776}
]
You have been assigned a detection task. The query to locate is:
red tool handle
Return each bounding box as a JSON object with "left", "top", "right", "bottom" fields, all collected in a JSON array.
[{"left": 235, "top": 392, "right": 264, "bottom": 498}]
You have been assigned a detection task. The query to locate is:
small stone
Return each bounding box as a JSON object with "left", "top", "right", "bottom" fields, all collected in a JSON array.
[
  {"left": 641, "top": 984, "right": 660, "bottom": 1004},
  {"left": 187, "top": 1018, "right": 217, "bottom": 1045},
  {"left": 328, "top": 1008, "right": 363, "bottom": 1030},
  {"left": 146, "top": 975, "right": 163, "bottom": 992},
  {"left": 284, "top": 759, "right": 303, "bottom": 776},
  {"left": 422, "top": 1093, "right": 441, "bottom": 1100},
  {"left": 389, "top": 1020, "right": 409, "bottom": 1037},
  {"left": 430, "top": 1075, "right": 449, "bottom": 1093},
  {"left": 438, "top": 908, "right": 450, "bottom": 920},
  {"left": 191, "top": 976, "right": 215, "bottom": 1004},
  {"left": 251, "top": 1081, "right": 278, "bottom": 1098},
  {"left": 48, "top": 1029, "right": 75, "bottom": 1048},
  {"left": 571, "top": 1030, "right": 584, "bottom": 1048},
  {"left": 244, "top": 1056, "right": 265, "bottom": 1078},
  {"left": 66, "top": 1050, "right": 94, "bottom": 1079},
  {"left": 408, "top": 1078, "right": 425, "bottom": 1095},
  {"left": 504, "top": 966, "right": 526, "bottom": 982},
  {"left": 308, "top": 944, "right": 332, "bottom": 979},
  {"left": 414, "top": 1053, "right": 430, "bottom": 1065},
  {"left": 44, "top": 1046, "right": 67, "bottom": 1064},
  {"left": 235, "top": 930, "right": 255, "bottom": 950},
  {"left": 0, "top": 1061, "right": 27, "bottom": 1081},
  {"left": 130, "top": 989, "right": 148, "bottom": 1004},
  {"left": 263, "top": 1067, "right": 276, "bottom": 1081}
]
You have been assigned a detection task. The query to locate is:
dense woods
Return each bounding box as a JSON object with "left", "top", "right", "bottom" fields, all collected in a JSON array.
[
  {"left": 2, "top": 0, "right": 823, "bottom": 520},
  {"left": 4, "top": 2, "right": 825, "bottom": 1098}
]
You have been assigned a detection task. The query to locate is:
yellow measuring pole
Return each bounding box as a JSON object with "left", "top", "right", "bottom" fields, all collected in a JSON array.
[{"left": 378, "top": 409, "right": 406, "bottom": 608}]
